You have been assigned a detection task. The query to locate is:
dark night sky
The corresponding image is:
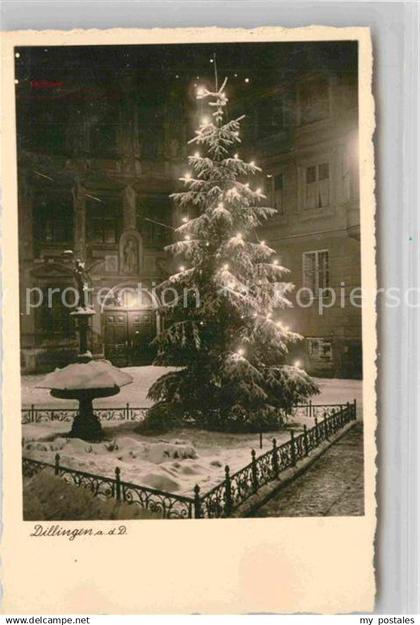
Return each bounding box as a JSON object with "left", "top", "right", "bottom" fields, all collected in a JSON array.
[{"left": 15, "top": 40, "right": 358, "bottom": 101}]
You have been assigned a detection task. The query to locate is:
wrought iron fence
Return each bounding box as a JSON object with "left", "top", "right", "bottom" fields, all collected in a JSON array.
[
  {"left": 293, "top": 402, "right": 354, "bottom": 420},
  {"left": 22, "top": 401, "right": 357, "bottom": 519},
  {"left": 196, "top": 401, "right": 357, "bottom": 518},
  {"left": 21, "top": 401, "right": 355, "bottom": 425},
  {"left": 22, "top": 455, "right": 195, "bottom": 519},
  {"left": 22, "top": 404, "right": 148, "bottom": 424}
]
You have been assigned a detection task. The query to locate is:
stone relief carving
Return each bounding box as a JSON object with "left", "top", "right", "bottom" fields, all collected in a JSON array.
[
  {"left": 122, "top": 237, "right": 138, "bottom": 273},
  {"left": 104, "top": 255, "right": 118, "bottom": 273},
  {"left": 119, "top": 230, "right": 143, "bottom": 275}
]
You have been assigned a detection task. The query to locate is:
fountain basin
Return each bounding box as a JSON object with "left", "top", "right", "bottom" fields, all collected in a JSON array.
[
  {"left": 39, "top": 359, "right": 133, "bottom": 394},
  {"left": 37, "top": 359, "right": 133, "bottom": 441}
]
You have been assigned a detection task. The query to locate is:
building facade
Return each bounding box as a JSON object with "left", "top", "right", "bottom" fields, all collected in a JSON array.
[
  {"left": 17, "top": 44, "right": 361, "bottom": 377},
  {"left": 250, "top": 66, "right": 361, "bottom": 377},
  {"left": 17, "top": 68, "right": 190, "bottom": 372}
]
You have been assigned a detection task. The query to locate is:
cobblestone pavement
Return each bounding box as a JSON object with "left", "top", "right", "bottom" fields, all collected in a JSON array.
[{"left": 253, "top": 423, "right": 365, "bottom": 517}]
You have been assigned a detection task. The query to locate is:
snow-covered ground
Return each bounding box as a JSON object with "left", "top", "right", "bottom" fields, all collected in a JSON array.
[
  {"left": 21, "top": 365, "right": 362, "bottom": 409},
  {"left": 21, "top": 366, "right": 362, "bottom": 498}
]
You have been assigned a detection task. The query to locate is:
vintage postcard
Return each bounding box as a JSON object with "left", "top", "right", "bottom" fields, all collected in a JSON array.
[{"left": 1, "top": 26, "right": 376, "bottom": 614}]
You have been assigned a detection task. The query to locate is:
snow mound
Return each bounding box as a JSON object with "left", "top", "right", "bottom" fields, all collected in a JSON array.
[
  {"left": 141, "top": 472, "right": 180, "bottom": 492},
  {"left": 168, "top": 459, "right": 207, "bottom": 476},
  {"left": 24, "top": 437, "right": 67, "bottom": 453},
  {"left": 144, "top": 442, "right": 198, "bottom": 464},
  {"left": 65, "top": 438, "right": 94, "bottom": 453},
  {"left": 113, "top": 436, "right": 143, "bottom": 449},
  {"left": 50, "top": 437, "right": 68, "bottom": 451}
]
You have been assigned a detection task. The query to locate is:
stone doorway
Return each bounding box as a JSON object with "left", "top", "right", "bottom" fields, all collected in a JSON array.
[{"left": 103, "top": 309, "right": 157, "bottom": 366}]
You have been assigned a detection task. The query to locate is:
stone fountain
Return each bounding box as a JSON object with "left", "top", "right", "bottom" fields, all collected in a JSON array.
[{"left": 38, "top": 252, "right": 133, "bottom": 441}]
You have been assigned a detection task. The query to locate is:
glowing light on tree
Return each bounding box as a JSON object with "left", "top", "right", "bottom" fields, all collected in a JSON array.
[{"left": 147, "top": 72, "right": 318, "bottom": 430}]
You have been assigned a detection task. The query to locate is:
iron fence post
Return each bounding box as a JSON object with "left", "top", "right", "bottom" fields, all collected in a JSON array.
[
  {"left": 251, "top": 449, "right": 258, "bottom": 490},
  {"left": 314, "top": 417, "right": 319, "bottom": 446},
  {"left": 224, "top": 465, "right": 233, "bottom": 517},
  {"left": 54, "top": 453, "right": 60, "bottom": 476},
  {"left": 331, "top": 410, "right": 336, "bottom": 434},
  {"left": 303, "top": 425, "right": 309, "bottom": 456},
  {"left": 31, "top": 404, "right": 35, "bottom": 423},
  {"left": 324, "top": 415, "right": 330, "bottom": 441},
  {"left": 126, "top": 403, "right": 130, "bottom": 420},
  {"left": 290, "top": 431, "right": 296, "bottom": 466},
  {"left": 309, "top": 399, "right": 312, "bottom": 418},
  {"left": 353, "top": 399, "right": 357, "bottom": 420},
  {"left": 272, "top": 438, "right": 279, "bottom": 476},
  {"left": 194, "top": 484, "right": 202, "bottom": 518},
  {"left": 115, "top": 466, "right": 121, "bottom": 501},
  {"left": 259, "top": 432, "right": 263, "bottom": 449}
]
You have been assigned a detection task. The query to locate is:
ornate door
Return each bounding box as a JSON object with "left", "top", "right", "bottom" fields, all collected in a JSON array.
[
  {"left": 104, "top": 309, "right": 156, "bottom": 366},
  {"left": 127, "top": 310, "right": 156, "bottom": 365},
  {"left": 104, "top": 311, "right": 129, "bottom": 366}
]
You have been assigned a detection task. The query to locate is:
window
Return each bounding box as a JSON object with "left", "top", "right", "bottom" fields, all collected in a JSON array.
[
  {"left": 302, "top": 250, "right": 329, "bottom": 292},
  {"left": 87, "top": 197, "right": 122, "bottom": 244},
  {"left": 22, "top": 101, "right": 69, "bottom": 155},
  {"left": 308, "top": 338, "right": 333, "bottom": 362},
  {"left": 33, "top": 191, "right": 74, "bottom": 245},
  {"left": 36, "top": 287, "right": 74, "bottom": 337},
  {"left": 88, "top": 104, "right": 119, "bottom": 158},
  {"left": 271, "top": 173, "right": 285, "bottom": 215},
  {"left": 298, "top": 76, "right": 330, "bottom": 124},
  {"left": 256, "top": 94, "right": 284, "bottom": 138},
  {"left": 137, "top": 198, "right": 172, "bottom": 248},
  {"left": 140, "top": 109, "right": 165, "bottom": 161},
  {"left": 304, "top": 162, "right": 330, "bottom": 209}
]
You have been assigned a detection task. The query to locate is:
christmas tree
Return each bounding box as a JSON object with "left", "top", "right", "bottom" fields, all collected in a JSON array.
[{"left": 147, "top": 77, "right": 318, "bottom": 431}]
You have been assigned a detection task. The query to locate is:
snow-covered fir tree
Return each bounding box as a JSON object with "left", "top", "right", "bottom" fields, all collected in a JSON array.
[{"left": 147, "top": 77, "right": 318, "bottom": 431}]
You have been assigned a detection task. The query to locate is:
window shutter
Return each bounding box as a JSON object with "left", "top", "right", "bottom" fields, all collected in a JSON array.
[
  {"left": 318, "top": 162, "right": 330, "bottom": 207},
  {"left": 275, "top": 189, "right": 283, "bottom": 214},
  {"left": 303, "top": 250, "right": 329, "bottom": 292},
  {"left": 303, "top": 252, "right": 316, "bottom": 289},
  {"left": 318, "top": 251, "right": 329, "bottom": 289},
  {"left": 318, "top": 178, "right": 329, "bottom": 207},
  {"left": 305, "top": 166, "right": 317, "bottom": 209}
]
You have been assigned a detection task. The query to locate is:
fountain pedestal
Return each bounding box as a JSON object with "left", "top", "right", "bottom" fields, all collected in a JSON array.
[
  {"left": 70, "top": 395, "right": 103, "bottom": 440},
  {"left": 37, "top": 255, "right": 133, "bottom": 441}
]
